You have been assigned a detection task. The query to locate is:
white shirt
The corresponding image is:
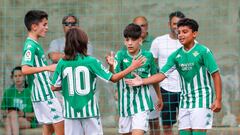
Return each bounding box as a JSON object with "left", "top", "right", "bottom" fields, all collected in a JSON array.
[{"left": 150, "top": 34, "right": 181, "bottom": 92}]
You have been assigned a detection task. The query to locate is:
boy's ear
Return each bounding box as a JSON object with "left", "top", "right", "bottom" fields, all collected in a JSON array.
[
  {"left": 193, "top": 31, "right": 198, "bottom": 38},
  {"left": 31, "top": 24, "right": 38, "bottom": 31}
]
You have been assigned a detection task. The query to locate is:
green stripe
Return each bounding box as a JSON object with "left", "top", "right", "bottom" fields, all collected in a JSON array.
[
  {"left": 36, "top": 73, "right": 47, "bottom": 100},
  {"left": 91, "top": 97, "right": 95, "bottom": 116},
  {"left": 144, "top": 85, "right": 153, "bottom": 111},
  {"left": 197, "top": 71, "right": 203, "bottom": 108},
  {"left": 133, "top": 87, "right": 138, "bottom": 113},
  {"left": 126, "top": 86, "right": 131, "bottom": 116},
  {"left": 179, "top": 76, "right": 185, "bottom": 108},
  {"left": 190, "top": 80, "right": 195, "bottom": 108},
  {"left": 120, "top": 80, "right": 125, "bottom": 117},
  {"left": 86, "top": 103, "right": 90, "bottom": 117},
  {"left": 137, "top": 86, "right": 144, "bottom": 112},
  {"left": 202, "top": 68, "right": 209, "bottom": 108}
]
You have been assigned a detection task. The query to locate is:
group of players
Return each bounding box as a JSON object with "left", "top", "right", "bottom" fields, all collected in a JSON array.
[{"left": 20, "top": 9, "right": 222, "bottom": 135}]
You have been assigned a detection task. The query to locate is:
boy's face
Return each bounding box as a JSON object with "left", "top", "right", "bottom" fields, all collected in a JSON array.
[
  {"left": 32, "top": 18, "right": 48, "bottom": 37},
  {"left": 177, "top": 26, "right": 197, "bottom": 45},
  {"left": 124, "top": 37, "right": 142, "bottom": 55}
]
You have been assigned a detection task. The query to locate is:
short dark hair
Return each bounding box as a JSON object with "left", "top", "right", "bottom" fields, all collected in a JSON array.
[
  {"left": 11, "top": 66, "right": 28, "bottom": 88},
  {"left": 11, "top": 66, "right": 22, "bottom": 79},
  {"left": 62, "top": 14, "right": 79, "bottom": 25},
  {"left": 24, "top": 10, "right": 48, "bottom": 31},
  {"left": 123, "top": 23, "right": 142, "bottom": 39},
  {"left": 177, "top": 18, "right": 199, "bottom": 32},
  {"left": 169, "top": 11, "right": 185, "bottom": 21},
  {"left": 64, "top": 28, "right": 88, "bottom": 60}
]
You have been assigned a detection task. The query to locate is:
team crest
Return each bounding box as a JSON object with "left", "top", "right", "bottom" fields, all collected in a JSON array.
[{"left": 25, "top": 50, "right": 32, "bottom": 61}]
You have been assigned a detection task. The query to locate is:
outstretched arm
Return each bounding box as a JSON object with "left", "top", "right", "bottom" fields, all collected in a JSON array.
[
  {"left": 22, "top": 64, "right": 56, "bottom": 75},
  {"left": 125, "top": 73, "right": 167, "bottom": 86},
  {"left": 211, "top": 71, "right": 222, "bottom": 112}
]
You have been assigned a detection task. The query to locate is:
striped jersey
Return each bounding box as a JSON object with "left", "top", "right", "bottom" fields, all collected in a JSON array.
[
  {"left": 51, "top": 55, "right": 113, "bottom": 119},
  {"left": 160, "top": 43, "right": 219, "bottom": 109},
  {"left": 21, "top": 37, "right": 55, "bottom": 102},
  {"left": 115, "top": 49, "right": 157, "bottom": 117}
]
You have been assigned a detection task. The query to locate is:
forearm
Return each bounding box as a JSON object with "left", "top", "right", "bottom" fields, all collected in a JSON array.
[
  {"left": 212, "top": 72, "right": 222, "bottom": 101},
  {"left": 143, "top": 73, "right": 166, "bottom": 85},
  {"left": 51, "top": 86, "right": 62, "bottom": 91},
  {"left": 22, "top": 65, "right": 48, "bottom": 75},
  {"left": 152, "top": 83, "right": 162, "bottom": 100},
  {"left": 109, "top": 65, "right": 115, "bottom": 73},
  {"left": 111, "top": 66, "right": 135, "bottom": 82}
]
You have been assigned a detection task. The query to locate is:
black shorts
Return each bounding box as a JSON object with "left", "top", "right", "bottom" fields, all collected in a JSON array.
[{"left": 160, "top": 87, "right": 180, "bottom": 126}]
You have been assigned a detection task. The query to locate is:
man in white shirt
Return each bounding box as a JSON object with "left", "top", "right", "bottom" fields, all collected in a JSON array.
[{"left": 150, "top": 11, "right": 185, "bottom": 135}]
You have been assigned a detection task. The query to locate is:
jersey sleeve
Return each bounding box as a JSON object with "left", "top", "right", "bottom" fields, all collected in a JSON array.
[
  {"left": 21, "top": 44, "right": 36, "bottom": 67},
  {"left": 51, "top": 60, "right": 63, "bottom": 87},
  {"left": 91, "top": 59, "right": 113, "bottom": 81},
  {"left": 202, "top": 48, "right": 219, "bottom": 74},
  {"left": 160, "top": 51, "right": 176, "bottom": 77},
  {"left": 150, "top": 38, "right": 159, "bottom": 58}
]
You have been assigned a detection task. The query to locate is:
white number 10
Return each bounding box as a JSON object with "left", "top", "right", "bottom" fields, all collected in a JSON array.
[{"left": 63, "top": 66, "right": 90, "bottom": 96}]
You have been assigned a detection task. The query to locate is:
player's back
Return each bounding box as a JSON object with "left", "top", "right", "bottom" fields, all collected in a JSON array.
[{"left": 54, "top": 54, "right": 112, "bottom": 118}]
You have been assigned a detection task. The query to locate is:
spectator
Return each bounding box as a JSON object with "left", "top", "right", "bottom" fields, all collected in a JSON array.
[
  {"left": 1, "top": 66, "right": 38, "bottom": 135},
  {"left": 48, "top": 14, "right": 93, "bottom": 64}
]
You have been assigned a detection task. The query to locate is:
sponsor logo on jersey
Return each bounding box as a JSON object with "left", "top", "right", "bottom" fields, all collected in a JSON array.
[
  {"left": 180, "top": 63, "right": 194, "bottom": 71},
  {"left": 25, "top": 50, "right": 32, "bottom": 61}
]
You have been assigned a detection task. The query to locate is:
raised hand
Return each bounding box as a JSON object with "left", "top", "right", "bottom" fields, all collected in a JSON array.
[
  {"left": 125, "top": 73, "right": 143, "bottom": 86},
  {"left": 106, "top": 51, "right": 115, "bottom": 66}
]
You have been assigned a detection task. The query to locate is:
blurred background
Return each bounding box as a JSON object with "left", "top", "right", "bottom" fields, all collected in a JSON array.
[{"left": 0, "top": 0, "right": 239, "bottom": 134}]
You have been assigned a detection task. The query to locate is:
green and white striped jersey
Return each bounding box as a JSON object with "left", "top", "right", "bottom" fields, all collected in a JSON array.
[
  {"left": 51, "top": 55, "right": 113, "bottom": 119},
  {"left": 160, "top": 43, "right": 219, "bottom": 109},
  {"left": 115, "top": 49, "right": 157, "bottom": 117},
  {"left": 21, "top": 37, "right": 55, "bottom": 102}
]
